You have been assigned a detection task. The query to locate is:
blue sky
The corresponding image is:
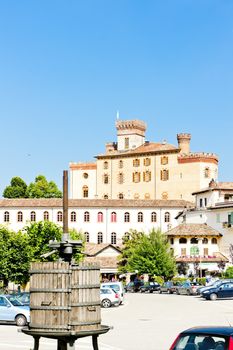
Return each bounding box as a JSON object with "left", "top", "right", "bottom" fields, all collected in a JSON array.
[{"left": 0, "top": 0, "right": 233, "bottom": 196}]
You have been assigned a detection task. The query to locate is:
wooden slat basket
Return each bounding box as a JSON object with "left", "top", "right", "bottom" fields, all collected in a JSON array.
[{"left": 29, "top": 261, "right": 101, "bottom": 333}]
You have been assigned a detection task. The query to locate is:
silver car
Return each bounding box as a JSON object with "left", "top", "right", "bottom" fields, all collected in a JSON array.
[{"left": 0, "top": 294, "right": 30, "bottom": 326}]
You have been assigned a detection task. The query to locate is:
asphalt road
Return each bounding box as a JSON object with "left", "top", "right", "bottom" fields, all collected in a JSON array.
[{"left": 1, "top": 293, "right": 233, "bottom": 350}]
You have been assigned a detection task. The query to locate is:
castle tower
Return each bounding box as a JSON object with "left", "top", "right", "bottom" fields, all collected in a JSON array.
[
  {"left": 116, "top": 119, "right": 146, "bottom": 151},
  {"left": 177, "top": 133, "right": 191, "bottom": 154}
]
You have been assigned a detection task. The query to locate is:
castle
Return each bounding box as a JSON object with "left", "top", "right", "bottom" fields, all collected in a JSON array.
[{"left": 70, "top": 119, "right": 218, "bottom": 202}]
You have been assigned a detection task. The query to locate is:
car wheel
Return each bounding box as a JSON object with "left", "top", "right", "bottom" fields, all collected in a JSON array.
[
  {"left": 101, "top": 298, "right": 112, "bottom": 308},
  {"left": 209, "top": 293, "right": 217, "bottom": 301},
  {"left": 159, "top": 290, "right": 162, "bottom": 294},
  {"left": 169, "top": 290, "right": 173, "bottom": 294},
  {"left": 187, "top": 290, "right": 191, "bottom": 296},
  {"left": 177, "top": 290, "right": 180, "bottom": 295},
  {"left": 15, "top": 314, "right": 27, "bottom": 326}
]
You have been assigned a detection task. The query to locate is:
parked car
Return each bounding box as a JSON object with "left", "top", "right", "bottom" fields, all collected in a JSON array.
[
  {"left": 11, "top": 292, "right": 30, "bottom": 306},
  {"left": 139, "top": 282, "right": 160, "bottom": 293},
  {"left": 197, "top": 279, "right": 233, "bottom": 296},
  {"left": 124, "top": 282, "right": 136, "bottom": 293},
  {"left": 101, "top": 282, "right": 124, "bottom": 304},
  {"left": 159, "top": 281, "right": 180, "bottom": 294},
  {"left": 176, "top": 282, "right": 201, "bottom": 295},
  {"left": 169, "top": 326, "right": 233, "bottom": 350},
  {"left": 100, "top": 288, "right": 120, "bottom": 308},
  {"left": 0, "top": 294, "right": 30, "bottom": 326},
  {"left": 202, "top": 281, "right": 233, "bottom": 301}
]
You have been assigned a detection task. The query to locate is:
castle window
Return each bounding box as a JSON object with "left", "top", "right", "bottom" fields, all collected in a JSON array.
[
  {"left": 84, "top": 211, "right": 90, "bottom": 222},
  {"left": 71, "top": 211, "right": 76, "bottom": 222},
  {"left": 133, "top": 172, "right": 141, "bottom": 183},
  {"left": 83, "top": 172, "right": 88, "bottom": 179},
  {"left": 161, "top": 169, "right": 169, "bottom": 181},
  {"left": 144, "top": 193, "right": 150, "bottom": 199},
  {"left": 125, "top": 137, "right": 129, "bottom": 149},
  {"left": 103, "top": 161, "right": 109, "bottom": 169},
  {"left": 134, "top": 193, "right": 140, "bottom": 199},
  {"left": 57, "top": 211, "right": 63, "bottom": 222},
  {"left": 151, "top": 212, "right": 157, "bottom": 222},
  {"left": 124, "top": 212, "right": 130, "bottom": 222},
  {"left": 111, "top": 232, "right": 117, "bottom": 245},
  {"left": 44, "top": 211, "right": 49, "bottom": 221},
  {"left": 118, "top": 172, "right": 124, "bottom": 184},
  {"left": 161, "top": 156, "right": 168, "bottom": 165},
  {"left": 111, "top": 212, "right": 117, "bottom": 223},
  {"left": 30, "top": 211, "right": 36, "bottom": 222},
  {"left": 190, "top": 237, "right": 198, "bottom": 244},
  {"left": 211, "top": 238, "right": 217, "bottom": 244},
  {"left": 119, "top": 160, "right": 124, "bottom": 168},
  {"left": 104, "top": 174, "right": 109, "bottom": 184},
  {"left": 164, "top": 212, "right": 170, "bottom": 223},
  {"left": 204, "top": 167, "right": 210, "bottom": 178},
  {"left": 83, "top": 185, "right": 89, "bottom": 198},
  {"left": 162, "top": 192, "right": 168, "bottom": 200},
  {"left": 143, "top": 171, "right": 151, "bottom": 182},
  {"left": 118, "top": 193, "right": 124, "bottom": 199},
  {"left": 84, "top": 232, "right": 89, "bottom": 243},
  {"left": 144, "top": 157, "right": 151, "bottom": 166},
  {"left": 138, "top": 212, "right": 143, "bottom": 222},
  {"left": 103, "top": 194, "right": 108, "bottom": 199},
  {"left": 202, "top": 238, "right": 208, "bottom": 244},
  {"left": 133, "top": 158, "right": 140, "bottom": 167},
  {"left": 4, "top": 211, "right": 10, "bottom": 222},
  {"left": 181, "top": 248, "right": 186, "bottom": 256},
  {"left": 179, "top": 237, "right": 187, "bottom": 244},
  {"left": 97, "top": 232, "right": 103, "bottom": 244},
  {"left": 97, "top": 212, "right": 103, "bottom": 223},
  {"left": 17, "top": 211, "right": 23, "bottom": 222}
]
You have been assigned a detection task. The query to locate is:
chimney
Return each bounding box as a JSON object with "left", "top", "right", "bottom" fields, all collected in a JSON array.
[{"left": 177, "top": 133, "right": 191, "bottom": 154}]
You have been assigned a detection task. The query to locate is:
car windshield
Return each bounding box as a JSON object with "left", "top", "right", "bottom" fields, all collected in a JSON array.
[
  {"left": 103, "top": 284, "right": 120, "bottom": 291},
  {"left": 6, "top": 295, "right": 24, "bottom": 306},
  {"left": 173, "top": 334, "right": 228, "bottom": 350}
]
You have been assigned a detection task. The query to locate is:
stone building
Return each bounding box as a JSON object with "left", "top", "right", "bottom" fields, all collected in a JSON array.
[{"left": 70, "top": 119, "right": 218, "bottom": 202}]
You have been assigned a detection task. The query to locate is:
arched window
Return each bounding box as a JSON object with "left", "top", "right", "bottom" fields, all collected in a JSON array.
[
  {"left": 138, "top": 212, "right": 143, "bottom": 223},
  {"left": 103, "top": 161, "right": 109, "bottom": 169},
  {"left": 191, "top": 237, "right": 198, "bottom": 244},
  {"left": 83, "top": 172, "right": 88, "bottom": 179},
  {"left": 162, "top": 192, "right": 168, "bottom": 200},
  {"left": 119, "top": 160, "right": 123, "bottom": 168},
  {"left": 118, "top": 172, "right": 124, "bottom": 184},
  {"left": 84, "top": 232, "right": 89, "bottom": 243},
  {"left": 161, "top": 156, "right": 168, "bottom": 165},
  {"left": 132, "top": 172, "right": 140, "bottom": 183},
  {"left": 71, "top": 211, "right": 76, "bottom": 222},
  {"left": 84, "top": 211, "right": 90, "bottom": 222},
  {"left": 133, "top": 158, "right": 140, "bottom": 167},
  {"left": 179, "top": 237, "right": 187, "bottom": 244},
  {"left": 164, "top": 212, "right": 170, "bottom": 223},
  {"left": 97, "top": 232, "right": 103, "bottom": 244},
  {"left": 144, "top": 193, "right": 150, "bottom": 199},
  {"left": 111, "top": 232, "right": 117, "bottom": 245},
  {"left": 111, "top": 212, "right": 117, "bottom": 223},
  {"left": 204, "top": 167, "right": 210, "bottom": 178},
  {"left": 123, "top": 232, "right": 130, "bottom": 241},
  {"left": 118, "top": 193, "right": 124, "bottom": 199},
  {"left": 144, "top": 158, "right": 151, "bottom": 166},
  {"left": 134, "top": 193, "right": 139, "bottom": 199},
  {"left": 151, "top": 212, "right": 157, "bottom": 222},
  {"left": 143, "top": 171, "right": 151, "bottom": 182},
  {"left": 211, "top": 237, "right": 217, "bottom": 244},
  {"left": 161, "top": 169, "right": 169, "bottom": 181},
  {"left": 57, "top": 211, "right": 63, "bottom": 222},
  {"left": 202, "top": 238, "right": 208, "bottom": 244},
  {"left": 4, "top": 211, "right": 9, "bottom": 222},
  {"left": 44, "top": 211, "right": 49, "bottom": 221},
  {"left": 124, "top": 212, "right": 130, "bottom": 222},
  {"left": 82, "top": 185, "right": 89, "bottom": 198},
  {"left": 97, "top": 212, "right": 103, "bottom": 223},
  {"left": 103, "top": 194, "right": 108, "bottom": 199},
  {"left": 17, "top": 211, "right": 23, "bottom": 222},
  {"left": 103, "top": 174, "right": 109, "bottom": 184},
  {"left": 30, "top": 211, "right": 36, "bottom": 222}
]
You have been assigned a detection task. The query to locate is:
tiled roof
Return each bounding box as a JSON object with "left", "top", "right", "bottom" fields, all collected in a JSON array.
[
  {"left": 96, "top": 142, "right": 179, "bottom": 158},
  {"left": 176, "top": 252, "right": 228, "bottom": 263},
  {"left": 84, "top": 243, "right": 122, "bottom": 256},
  {"left": 166, "top": 223, "right": 222, "bottom": 237},
  {"left": 0, "top": 198, "right": 193, "bottom": 208},
  {"left": 193, "top": 182, "right": 233, "bottom": 195},
  {"left": 84, "top": 256, "right": 119, "bottom": 269}
]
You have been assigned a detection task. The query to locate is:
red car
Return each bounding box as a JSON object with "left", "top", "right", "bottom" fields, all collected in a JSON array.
[{"left": 170, "top": 326, "right": 233, "bottom": 350}]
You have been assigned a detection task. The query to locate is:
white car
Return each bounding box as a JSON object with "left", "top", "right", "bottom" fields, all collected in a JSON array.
[
  {"left": 100, "top": 288, "right": 120, "bottom": 308},
  {"left": 101, "top": 282, "right": 124, "bottom": 304}
]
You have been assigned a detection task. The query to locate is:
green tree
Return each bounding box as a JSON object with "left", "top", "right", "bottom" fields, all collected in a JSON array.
[
  {"left": 23, "top": 221, "right": 62, "bottom": 261},
  {"left": 26, "top": 175, "right": 62, "bottom": 198},
  {"left": 118, "top": 229, "right": 176, "bottom": 279},
  {"left": 0, "top": 227, "right": 31, "bottom": 286},
  {"left": 3, "top": 177, "right": 27, "bottom": 198}
]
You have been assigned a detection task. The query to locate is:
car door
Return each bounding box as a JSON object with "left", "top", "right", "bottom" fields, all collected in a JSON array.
[
  {"left": 0, "top": 296, "right": 14, "bottom": 322},
  {"left": 217, "top": 283, "right": 233, "bottom": 299}
]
